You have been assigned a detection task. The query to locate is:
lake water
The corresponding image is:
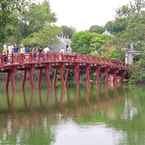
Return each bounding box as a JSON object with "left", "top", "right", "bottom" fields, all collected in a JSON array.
[{"left": 0, "top": 84, "right": 144, "bottom": 145}]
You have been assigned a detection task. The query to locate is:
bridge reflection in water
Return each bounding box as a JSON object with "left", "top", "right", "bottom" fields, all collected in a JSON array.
[
  {"left": 0, "top": 75, "right": 124, "bottom": 112},
  {"left": 0, "top": 84, "right": 125, "bottom": 145},
  {"left": 0, "top": 84, "right": 144, "bottom": 145}
]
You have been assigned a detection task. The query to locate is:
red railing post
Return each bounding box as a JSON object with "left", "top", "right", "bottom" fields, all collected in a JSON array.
[
  {"left": 29, "top": 53, "right": 32, "bottom": 63},
  {"left": 96, "top": 66, "right": 100, "bottom": 87},
  {"left": 104, "top": 67, "right": 110, "bottom": 86},
  {"left": 74, "top": 63, "right": 80, "bottom": 90},
  {"left": 86, "top": 64, "right": 91, "bottom": 86}
]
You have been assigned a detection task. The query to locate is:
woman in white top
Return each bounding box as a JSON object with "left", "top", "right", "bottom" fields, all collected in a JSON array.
[{"left": 43, "top": 47, "right": 50, "bottom": 53}]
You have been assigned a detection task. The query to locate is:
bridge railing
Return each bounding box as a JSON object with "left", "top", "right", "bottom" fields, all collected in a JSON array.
[{"left": 0, "top": 53, "right": 128, "bottom": 70}]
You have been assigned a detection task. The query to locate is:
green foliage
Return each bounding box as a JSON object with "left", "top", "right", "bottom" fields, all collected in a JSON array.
[
  {"left": 102, "top": 48, "right": 125, "bottom": 60},
  {"left": 23, "top": 25, "right": 61, "bottom": 47},
  {"left": 105, "top": 18, "right": 128, "bottom": 34},
  {"left": 0, "top": 0, "right": 27, "bottom": 43},
  {"left": 130, "top": 52, "right": 145, "bottom": 83},
  {"left": 110, "top": 50, "right": 124, "bottom": 60},
  {"left": 0, "top": 0, "right": 59, "bottom": 47},
  {"left": 61, "top": 25, "right": 75, "bottom": 38},
  {"left": 105, "top": 0, "right": 145, "bottom": 51},
  {"left": 71, "top": 31, "right": 111, "bottom": 55},
  {"left": 89, "top": 25, "right": 105, "bottom": 34},
  {"left": 21, "top": 1, "right": 57, "bottom": 36}
]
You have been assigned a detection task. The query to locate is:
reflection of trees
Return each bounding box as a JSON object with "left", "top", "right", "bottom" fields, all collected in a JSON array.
[
  {"left": 121, "top": 95, "right": 138, "bottom": 121},
  {"left": 108, "top": 87, "right": 145, "bottom": 145},
  {"left": 73, "top": 94, "right": 124, "bottom": 125},
  {"left": 0, "top": 85, "right": 126, "bottom": 145},
  {"left": 0, "top": 83, "right": 135, "bottom": 145},
  {"left": 0, "top": 113, "right": 55, "bottom": 145},
  {"left": 62, "top": 86, "right": 145, "bottom": 145},
  {"left": 60, "top": 86, "right": 125, "bottom": 124}
]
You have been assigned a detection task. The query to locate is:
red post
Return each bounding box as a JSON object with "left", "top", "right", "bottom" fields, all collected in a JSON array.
[
  {"left": 19, "top": 54, "right": 24, "bottom": 64},
  {"left": 95, "top": 67, "right": 100, "bottom": 87},
  {"left": 104, "top": 67, "right": 110, "bottom": 86},
  {"left": 21, "top": 66, "right": 34, "bottom": 110},
  {"left": 45, "top": 64, "right": 51, "bottom": 97},
  {"left": 53, "top": 70, "right": 58, "bottom": 99},
  {"left": 74, "top": 63, "right": 80, "bottom": 90},
  {"left": 5, "top": 71, "right": 11, "bottom": 107},
  {"left": 38, "top": 68, "right": 43, "bottom": 105},
  {"left": 29, "top": 53, "right": 32, "bottom": 63},
  {"left": 112, "top": 70, "right": 122, "bottom": 86},
  {"left": 29, "top": 65, "right": 35, "bottom": 98},
  {"left": 22, "top": 70, "right": 27, "bottom": 98},
  {"left": 95, "top": 66, "right": 100, "bottom": 97},
  {"left": 86, "top": 64, "right": 90, "bottom": 87},
  {"left": 65, "top": 66, "right": 70, "bottom": 87},
  {"left": 11, "top": 68, "right": 16, "bottom": 99},
  {"left": 112, "top": 73, "right": 117, "bottom": 86},
  {"left": 60, "top": 63, "right": 65, "bottom": 99},
  {"left": 12, "top": 53, "right": 14, "bottom": 64},
  {"left": 5, "top": 67, "right": 16, "bottom": 110}
]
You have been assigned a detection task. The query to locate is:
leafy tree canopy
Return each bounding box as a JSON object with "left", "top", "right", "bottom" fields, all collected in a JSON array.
[
  {"left": 105, "top": 0, "right": 145, "bottom": 50},
  {"left": 21, "top": 0, "right": 57, "bottom": 36},
  {"left": 71, "top": 31, "right": 111, "bottom": 55},
  {"left": 0, "top": 0, "right": 28, "bottom": 43},
  {"left": 0, "top": 0, "right": 60, "bottom": 47},
  {"left": 22, "top": 25, "right": 61, "bottom": 48},
  {"left": 89, "top": 25, "right": 105, "bottom": 34},
  {"left": 61, "top": 25, "right": 75, "bottom": 38}
]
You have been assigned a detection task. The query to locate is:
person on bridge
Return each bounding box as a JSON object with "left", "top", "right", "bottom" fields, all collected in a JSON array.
[
  {"left": 32, "top": 48, "right": 38, "bottom": 59},
  {"left": 20, "top": 47, "right": 24, "bottom": 54},
  {"left": 8, "top": 45, "right": 13, "bottom": 55},
  {"left": 13, "top": 45, "right": 19, "bottom": 54},
  {"left": 24, "top": 46, "right": 30, "bottom": 54},
  {"left": 2, "top": 45, "right": 8, "bottom": 55},
  {"left": 2, "top": 45, "right": 8, "bottom": 63},
  {"left": 43, "top": 47, "right": 50, "bottom": 53},
  {"left": 65, "top": 44, "right": 72, "bottom": 53}
]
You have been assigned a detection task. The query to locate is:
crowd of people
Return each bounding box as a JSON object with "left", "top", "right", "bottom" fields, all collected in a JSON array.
[
  {"left": 0, "top": 44, "right": 72, "bottom": 64},
  {"left": 2, "top": 45, "right": 51, "bottom": 55},
  {"left": 2, "top": 44, "right": 71, "bottom": 56},
  {"left": 0, "top": 45, "right": 51, "bottom": 63}
]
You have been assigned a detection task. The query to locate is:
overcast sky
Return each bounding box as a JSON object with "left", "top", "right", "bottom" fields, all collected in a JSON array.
[{"left": 40, "top": 0, "right": 131, "bottom": 30}]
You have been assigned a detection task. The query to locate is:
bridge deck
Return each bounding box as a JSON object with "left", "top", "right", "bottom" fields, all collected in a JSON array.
[{"left": 0, "top": 53, "right": 128, "bottom": 71}]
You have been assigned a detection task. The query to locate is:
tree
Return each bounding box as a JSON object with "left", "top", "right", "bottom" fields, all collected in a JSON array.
[
  {"left": 130, "top": 51, "right": 145, "bottom": 83},
  {"left": 61, "top": 25, "right": 75, "bottom": 38},
  {"left": 116, "top": 0, "right": 145, "bottom": 17},
  {"left": 0, "top": 0, "right": 58, "bottom": 46},
  {"left": 89, "top": 25, "right": 105, "bottom": 34},
  {"left": 21, "top": 1, "right": 60, "bottom": 48},
  {"left": 105, "top": 18, "right": 128, "bottom": 34},
  {"left": 20, "top": 0, "right": 57, "bottom": 36},
  {"left": 0, "top": 0, "right": 28, "bottom": 44},
  {"left": 71, "top": 32, "right": 110, "bottom": 55},
  {"left": 105, "top": 0, "right": 145, "bottom": 83},
  {"left": 105, "top": 0, "right": 145, "bottom": 51},
  {"left": 22, "top": 25, "right": 61, "bottom": 48}
]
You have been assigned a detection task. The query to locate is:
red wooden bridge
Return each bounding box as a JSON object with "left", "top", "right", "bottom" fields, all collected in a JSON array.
[{"left": 0, "top": 53, "right": 128, "bottom": 108}]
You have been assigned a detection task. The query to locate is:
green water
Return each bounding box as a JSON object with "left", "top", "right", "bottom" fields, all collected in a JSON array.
[{"left": 0, "top": 84, "right": 145, "bottom": 145}]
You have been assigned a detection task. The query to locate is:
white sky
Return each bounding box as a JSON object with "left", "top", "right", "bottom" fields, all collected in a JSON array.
[{"left": 39, "top": 0, "right": 131, "bottom": 30}]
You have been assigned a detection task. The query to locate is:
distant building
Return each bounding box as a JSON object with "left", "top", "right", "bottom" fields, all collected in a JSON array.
[
  {"left": 125, "top": 49, "right": 141, "bottom": 65},
  {"left": 48, "top": 36, "right": 72, "bottom": 53},
  {"left": 125, "top": 43, "right": 141, "bottom": 65},
  {"left": 103, "top": 30, "right": 112, "bottom": 36}
]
